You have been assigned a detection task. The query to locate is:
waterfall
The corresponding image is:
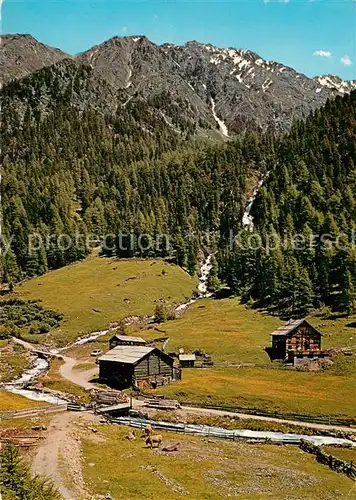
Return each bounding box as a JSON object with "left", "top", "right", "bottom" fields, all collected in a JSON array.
[
  {"left": 197, "top": 254, "right": 213, "bottom": 296},
  {"left": 242, "top": 173, "right": 269, "bottom": 231},
  {"left": 175, "top": 254, "right": 213, "bottom": 313}
]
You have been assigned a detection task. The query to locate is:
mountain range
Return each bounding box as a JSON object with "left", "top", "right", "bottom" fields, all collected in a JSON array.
[{"left": 2, "top": 33, "right": 356, "bottom": 135}]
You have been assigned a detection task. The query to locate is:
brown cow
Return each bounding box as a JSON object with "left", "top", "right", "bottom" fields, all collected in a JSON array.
[
  {"left": 126, "top": 431, "right": 136, "bottom": 441},
  {"left": 142, "top": 424, "right": 153, "bottom": 438},
  {"left": 146, "top": 435, "right": 162, "bottom": 448},
  {"left": 162, "top": 442, "right": 181, "bottom": 452}
]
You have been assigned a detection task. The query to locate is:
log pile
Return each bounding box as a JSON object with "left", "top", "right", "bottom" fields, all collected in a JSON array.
[
  {"left": 90, "top": 388, "right": 129, "bottom": 407},
  {"left": 0, "top": 428, "right": 42, "bottom": 448},
  {"left": 144, "top": 398, "right": 181, "bottom": 411}
]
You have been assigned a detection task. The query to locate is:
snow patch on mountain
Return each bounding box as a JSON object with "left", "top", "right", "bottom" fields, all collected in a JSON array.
[
  {"left": 125, "top": 68, "right": 132, "bottom": 88},
  {"left": 316, "top": 75, "right": 356, "bottom": 93},
  {"left": 262, "top": 79, "right": 273, "bottom": 92},
  {"left": 210, "top": 97, "right": 229, "bottom": 137}
]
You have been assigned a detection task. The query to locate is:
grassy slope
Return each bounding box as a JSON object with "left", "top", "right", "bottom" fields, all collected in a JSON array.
[
  {"left": 322, "top": 446, "right": 356, "bottom": 463},
  {"left": 0, "top": 341, "right": 31, "bottom": 384},
  {"left": 138, "top": 297, "right": 282, "bottom": 363},
  {"left": 62, "top": 294, "right": 355, "bottom": 419},
  {"left": 125, "top": 297, "right": 355, "bottom": 419},
  {"left": 11, "top": 256, "right": 355, "bottom": 420},
  {"left": 82, "top": 423, "right": 352, "bottom": 500},
  {"left": 310, "top": 313, "right": 356, "bottom": 349},
  {"left": 15, "top": 255, "right": 197, "bottom": 346},
  {"left": 135, "top": 298, "right": 356, "bottom": 364},
  {"left": 0, "top": 391, "right": 47, "bottom": 411},
  {"left": 155, "top": 367, "right": 356, "bottom": 419}
]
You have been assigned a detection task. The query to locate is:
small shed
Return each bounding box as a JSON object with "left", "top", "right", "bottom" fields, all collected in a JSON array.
[
  {"left": 98, "top": 346, "right": 174, "bottom": 389},
  {"left": 109, "top": 334, "right": 146, "bottom": 350},
  {"left": 270, "top": 319, "right": 322, "bottom": 360},
  {"left": 179, "top": 354, "right": 196, "bottom": 368}
]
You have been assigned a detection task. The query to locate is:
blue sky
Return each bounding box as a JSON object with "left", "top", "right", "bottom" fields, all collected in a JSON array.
[{"left": 2, "top": 0, "right": 356, "bottom": 80}]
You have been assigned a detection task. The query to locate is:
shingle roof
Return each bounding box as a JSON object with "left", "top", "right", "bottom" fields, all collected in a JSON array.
[
  {"left": 111, "top": 334, "right": 146, "bottom": 344},
  {"left": 271, "top": 318, "right": 322, "bottom": 337},
  {"left": 99, "top": 346, "right": 155, "bottom": 364}
]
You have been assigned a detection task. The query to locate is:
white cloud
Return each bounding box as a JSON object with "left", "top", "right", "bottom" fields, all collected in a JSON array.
[
  {"left": 341, "top": 55, "right": 353, "bottom": 66},
  {"left": 314, "top": 50, "right": 332, "bottom": 58},
  {"left": 121, "top": 26, "right": 128, "bottom": 34}
]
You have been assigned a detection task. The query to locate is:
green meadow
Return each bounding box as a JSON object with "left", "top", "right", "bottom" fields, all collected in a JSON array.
[{"left": 15, "top": 255, "right": 197, "bottom": 346}]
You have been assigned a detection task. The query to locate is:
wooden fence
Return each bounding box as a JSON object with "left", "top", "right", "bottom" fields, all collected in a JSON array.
[
  {"left": 0, "top": 404, "right": 68, "bottom": 420},
  {"left": 108, "top": 415, "right": 356, "bottom": 447},
  {"left": 109, "top": 415, "right": 301, "bottom": 444},
  {"left": 182, "top": 402, "right": 356, "bottom": 427},
  {"left": 300, "top": 439, "right": 356, "bottom": 481}
]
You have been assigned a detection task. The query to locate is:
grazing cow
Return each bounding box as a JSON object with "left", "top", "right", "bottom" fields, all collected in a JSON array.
[
  {"left": 126, "top": 431, "right": 136, "bottom": 441},
  {"left": 142, "top": 424, "right": 153, "bottom": 437},
  {"left": 146, "top": 434, "right": 163, "bottom": 448},
  {"left": 162, "top": 442, "right": 181, "bottom": 452}
]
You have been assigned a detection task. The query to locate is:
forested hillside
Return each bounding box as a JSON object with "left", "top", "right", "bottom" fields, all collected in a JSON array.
[
  {"left": 2, "top": 52, "right": 356, "bottom": 318},
  {"left": 220, "top": 91, "right": 356, "bottom": 315},
  {"left": 0, "top": 60, "right": 270, "bottom": 283}
]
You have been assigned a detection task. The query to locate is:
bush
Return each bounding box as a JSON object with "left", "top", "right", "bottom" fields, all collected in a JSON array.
[
  {"left": 0, "top": 325, "right": 11, "bottom": 340},
  {"left": 12, "top": 343, "right": 25, "bottom": 353},
  {"left": 154, "top": 303, "right": 176, "bottom": 323},
  {"left": 39, "top": 323, "right": 51, "bottom": 334},
  {"left": 0, "top": 299, "right": 63, "bottom": 335},
  {"left": 154, "top": 304, "right": 168, "bottom": 323},
  {"left": 0, "top": 324, "right": 21, "bottom": 340}
]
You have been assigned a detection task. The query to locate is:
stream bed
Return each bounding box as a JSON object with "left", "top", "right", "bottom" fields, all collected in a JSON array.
[{"left": 3, "top": 357, "right": 68, "bottom": 405}]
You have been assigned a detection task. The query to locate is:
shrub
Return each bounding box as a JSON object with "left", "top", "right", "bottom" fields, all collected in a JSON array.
[
  {"left": 0, "top": 325, "right": 11, "bottom": 340},
  {"left": 154, "top": 304, "right": 168, "bottom": 323},
  {"left": 154, "top": 303, "right": 176, "bottom": 323},
  {"left": 0, "top": 299, "right": 63, "bottom": 335}
]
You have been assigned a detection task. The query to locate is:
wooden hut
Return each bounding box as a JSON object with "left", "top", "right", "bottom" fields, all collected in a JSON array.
[
  {"left": 270, "top": 319, "right": 322, "bottom": 361},
  {"left": 179, "top": 354, "right": 196, "bottom": 368},
  {"left": 98, "top": 346, "right": 174, "bottom": 389}
]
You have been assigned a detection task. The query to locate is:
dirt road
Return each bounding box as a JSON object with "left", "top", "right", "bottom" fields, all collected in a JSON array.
[
  {"left": 59, "top": 356, "right": 98, "bottom": 390},
  {"left": 32, "top": 412, "right": 84, "bottom": 499},
  {"left": 180, "top": 406, "right": 356, "bottom": 434}
]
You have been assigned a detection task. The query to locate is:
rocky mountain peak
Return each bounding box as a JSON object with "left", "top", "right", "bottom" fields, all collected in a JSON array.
[
  {"left": 314, "top": 74, "right": 356, "bottom": 94},
  {"left": 2, "top": 34, "right": 356, "bottom": 136},
  {"left": 0, "top": 34, "right": 70, "bottom": 84}
]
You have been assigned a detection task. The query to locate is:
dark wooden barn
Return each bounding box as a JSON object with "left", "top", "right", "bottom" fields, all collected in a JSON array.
[
  {"left": 270, "top": 319, "right": 322, "bottom": 361},
  {"left": 109, "top": 334, "right": 146, "bottom": 350},
  {"left": 98, "top": 346, "right": 174, "bottom": 389}
]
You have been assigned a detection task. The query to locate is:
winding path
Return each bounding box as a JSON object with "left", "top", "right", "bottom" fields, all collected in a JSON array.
[
  {"left": 180, "top": 406, "right": 356, "bottom": 435},
  {"left": 32, "top": 412, "right": 78, "bottom": 500},
  {"left": 32, "top": 411, "right": 99, "bottom": 500},
  {"left": 59, "top": 356, "right": 98, "bottom": 390}
]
